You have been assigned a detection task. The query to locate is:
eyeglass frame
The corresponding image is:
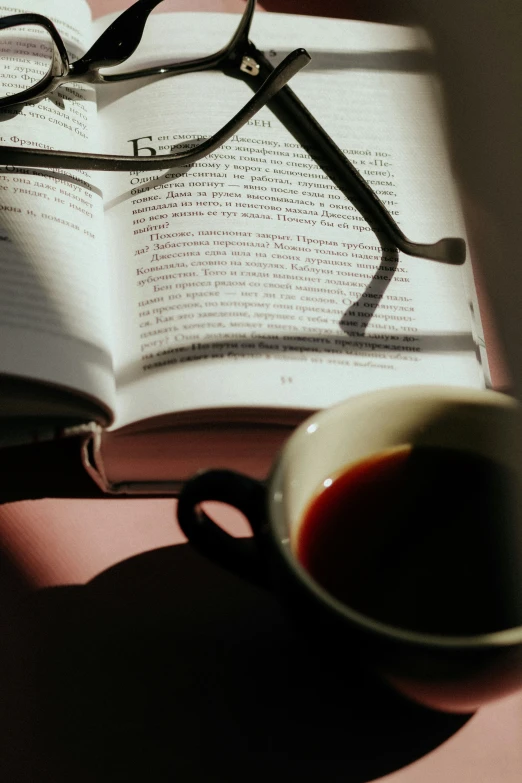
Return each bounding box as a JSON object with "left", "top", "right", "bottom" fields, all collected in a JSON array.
[{"left": 0, "top": 0, "right": 465, "bottom": 265}]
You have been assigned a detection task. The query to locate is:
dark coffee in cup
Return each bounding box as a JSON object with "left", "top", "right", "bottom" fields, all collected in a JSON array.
[
  {"left": 177, "top": 386, "right": 522, "bottom": 712},
  {"left": 295, "top": 444, "right": 521, "bottom": 636}
]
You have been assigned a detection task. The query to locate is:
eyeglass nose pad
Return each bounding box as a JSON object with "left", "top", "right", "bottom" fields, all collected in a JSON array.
[
  {"left": 240, "top": 56, "right": 261, "bottom": 77},
  {"left": 71, "top": 0, "right": 164, "bottom": 74}
]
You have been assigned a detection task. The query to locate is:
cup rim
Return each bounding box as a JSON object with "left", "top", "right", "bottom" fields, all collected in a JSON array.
[{"left": 267, "top": 384, "right": 522, "bottom": 650}]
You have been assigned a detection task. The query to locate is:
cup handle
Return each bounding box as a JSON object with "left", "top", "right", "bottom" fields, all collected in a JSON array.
[{"left": 177, "top": 469, "right": 269, "bottom": 589}]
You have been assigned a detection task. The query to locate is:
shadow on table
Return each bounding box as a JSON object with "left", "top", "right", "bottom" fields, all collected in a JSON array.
[{"left": 7, "top": 543, "right": 471, "bottom": 782}]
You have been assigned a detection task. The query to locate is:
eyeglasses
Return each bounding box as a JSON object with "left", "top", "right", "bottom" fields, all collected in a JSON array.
[{"left": 0, "top": 0, "right": 464, "bottom": 265}]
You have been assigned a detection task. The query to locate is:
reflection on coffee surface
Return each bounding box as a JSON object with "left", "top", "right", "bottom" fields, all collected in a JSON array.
[{"left": 295, "top": 445, "right": 522, "bottom": 635}]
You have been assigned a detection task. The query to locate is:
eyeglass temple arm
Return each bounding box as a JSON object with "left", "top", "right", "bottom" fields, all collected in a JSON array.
[
  {"left": 243, "top": 49, "right": 465, "bottom": 266},
  {"left": 0, "top": 49, "right": 310, "bottom": 172}
]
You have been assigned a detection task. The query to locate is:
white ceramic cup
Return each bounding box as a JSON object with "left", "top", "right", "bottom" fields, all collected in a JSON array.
[{"left": 178, "top": 385, "right": 522, "bottom": 712}]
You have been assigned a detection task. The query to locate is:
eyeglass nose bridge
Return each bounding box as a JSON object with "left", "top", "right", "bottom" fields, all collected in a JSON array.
[
  {"left": 71, "top": 0, "right": 165, "bottom": 76},
  {"left": 210, "top": 0, "right": 257, "bottom": 71},
  {"left": 71, "top": 0, "right": 258, "bottom": 84}
]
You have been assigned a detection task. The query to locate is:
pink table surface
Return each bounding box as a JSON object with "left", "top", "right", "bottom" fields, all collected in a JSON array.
[{"left": 0, "top": 2, "right": 519, "bottom": 781}]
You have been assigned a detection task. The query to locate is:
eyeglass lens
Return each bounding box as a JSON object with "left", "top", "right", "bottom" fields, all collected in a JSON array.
[{"left": 0, "top": 23, "right": 54, "bottom": 101}]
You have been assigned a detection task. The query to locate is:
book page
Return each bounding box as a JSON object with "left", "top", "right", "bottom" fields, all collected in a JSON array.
[
  {"left": 0, "top": 0, "right": 115, "bottom": 421},
  {"left": 96, "top": 11, "right": 487, "bottom": 430}
]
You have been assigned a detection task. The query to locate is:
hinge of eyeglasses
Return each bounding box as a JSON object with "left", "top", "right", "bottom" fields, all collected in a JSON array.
[{"left": 240, "top": 56, "right": 260, "bottom": 76}]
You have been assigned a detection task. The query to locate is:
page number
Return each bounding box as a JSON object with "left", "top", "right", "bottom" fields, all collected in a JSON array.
[{"left": 281, "top": 376, "right": 293, "bottom": 384}]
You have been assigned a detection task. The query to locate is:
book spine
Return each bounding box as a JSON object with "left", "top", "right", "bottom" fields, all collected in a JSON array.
[{"left": 0, "top": 421, "right": 102, "bottom": 449}]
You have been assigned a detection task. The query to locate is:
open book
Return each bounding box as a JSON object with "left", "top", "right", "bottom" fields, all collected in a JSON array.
[{"left": 0, "top": 0, "right": 490, "bottom": 494}]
